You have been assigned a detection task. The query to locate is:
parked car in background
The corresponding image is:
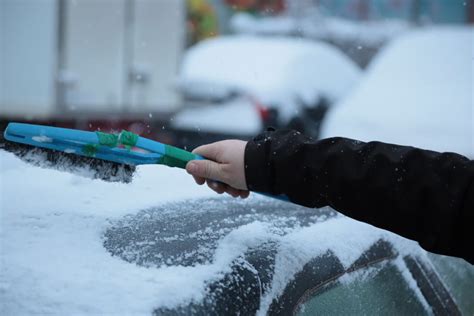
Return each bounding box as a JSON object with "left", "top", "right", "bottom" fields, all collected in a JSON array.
[
  {"left": 172, "top": 35, "right": 361, "bottom": 139},
  {"left": 321, "top": 26, "right": 473, "bottom": 158}
]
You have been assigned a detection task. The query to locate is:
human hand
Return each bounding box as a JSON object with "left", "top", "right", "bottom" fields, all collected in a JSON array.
[{"left": 185, "top": 140, "right": 249, "bottom": 198}]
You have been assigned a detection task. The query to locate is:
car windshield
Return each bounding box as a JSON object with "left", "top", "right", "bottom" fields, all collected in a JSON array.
[
  {"left": 104, "top": 197, "right": 335, "bottom": 267},
  {"left": 428, "top": 254, "right": 474, "bottom": 314},
  {"left": 296, "top": 261, "right": 427, "bottom": 315}
]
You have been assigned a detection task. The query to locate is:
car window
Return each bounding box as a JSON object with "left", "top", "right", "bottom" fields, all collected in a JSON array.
[
  {"left": 428, "top": 253, "right": 474, "bottom": 315},
  {"left": 295, "top": 262, "right": 428, "bottom": 315},
  {"left": 104, "top": 198, "right": 335, "bottom": 267}
]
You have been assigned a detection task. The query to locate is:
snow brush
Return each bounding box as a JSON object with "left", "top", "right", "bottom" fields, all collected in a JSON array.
[{"left": 2, "top": 123, "right": 288, "bottom": 200}]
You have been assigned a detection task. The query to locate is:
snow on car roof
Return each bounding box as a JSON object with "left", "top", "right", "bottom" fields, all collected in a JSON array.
[
  {"left": 321, "top": 27, "right": 474, "bottom": 158},
  {"left": 179, "top": 35, "right": 361, "bottom": 108},
  {"left": 0, "top": 149, "right": 427, "bottom": 314}
]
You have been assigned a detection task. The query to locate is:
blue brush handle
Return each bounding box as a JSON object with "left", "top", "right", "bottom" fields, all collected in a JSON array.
[
  {"left": 5, "top": 123, "right": 289, "bottom": 202},
  {"left": 4, "top": 123, "right": 162, "bottom": 165}
]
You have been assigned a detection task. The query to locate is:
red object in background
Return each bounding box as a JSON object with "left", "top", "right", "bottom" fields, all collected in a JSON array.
[
  {"left": 225, "top": 0, "right": 285, "bottom": 13},
  {"left": 226, "top": 0, "right": 257, "bottom": 10},
  {"left": 251, "top": 97, "right": 270, "bottom": 122}
]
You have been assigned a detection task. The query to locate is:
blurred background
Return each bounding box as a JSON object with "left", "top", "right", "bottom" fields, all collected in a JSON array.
[{"left": 0, "top": 0, "right": 472, "bottom": 151}]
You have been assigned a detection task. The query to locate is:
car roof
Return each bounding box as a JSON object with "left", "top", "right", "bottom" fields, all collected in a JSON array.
[
  {"left": 179, "top": 35, "right": 361, "bottom": 107},
  {"left": 321, "top": 26, "right": 473, "bottom": 158}
]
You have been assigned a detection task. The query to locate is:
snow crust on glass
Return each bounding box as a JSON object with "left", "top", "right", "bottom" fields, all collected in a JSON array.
[
  {"left": 321, "top": 27, "right": 473, "bottom": 158},
  {"left": 1, "top": 149, "right": 433, "bottom": 315},
  {"left": 179, "top": 35, "right": 361, "bottom": 123}
]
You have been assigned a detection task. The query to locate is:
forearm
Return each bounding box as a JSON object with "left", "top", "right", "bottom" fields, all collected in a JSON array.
[{"left": 245, "top": 129, "right": 474, "bottom": 263}]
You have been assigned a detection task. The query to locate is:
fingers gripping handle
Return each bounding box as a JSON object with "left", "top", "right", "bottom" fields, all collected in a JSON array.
[
  {"left": 162, "top": 144, "right": 289, "bottom": 202},
  {"left": 162, "top": 145, "right": 227, "bottom": 190}
]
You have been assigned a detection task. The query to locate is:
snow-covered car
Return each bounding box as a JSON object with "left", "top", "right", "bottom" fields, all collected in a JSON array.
[
  {"left": 172, "top": 36, "right": 361, "bottom": 138},
  {"left": 230, "top": 12, "right": 411, "bottom": 68},
  {"left": 1, "top": 148, "right": 473, "bottom": 315},
  {"left": 321, "top": 26, "right": 473, "bottom": 158}
]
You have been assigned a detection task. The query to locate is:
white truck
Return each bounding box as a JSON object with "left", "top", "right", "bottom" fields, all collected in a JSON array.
[{"left": 0, "top": 0, "right": 186, "bottom": 121}]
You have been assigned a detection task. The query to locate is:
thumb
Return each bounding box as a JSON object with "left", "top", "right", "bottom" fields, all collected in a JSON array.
[
  {"left": 192, "top": 142, "right": 222, "bottom": 162},
  {"left": 186, "top": 159, "right": 224, "bottom": 182}
]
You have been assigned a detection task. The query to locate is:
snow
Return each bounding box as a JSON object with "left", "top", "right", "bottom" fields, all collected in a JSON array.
[
  {"left": 393, "top": 257, "right": 432, "bottom": 313},
  {"left": 321, "top": 27, "right": 474, "bottom": 158},
  {"left": 179, "top": 35, "right": 361, "bottom": 124},
  {"left": 0, "top": 150, "right": 213, "bottom": 314},
  {"left": 32, "top": 135, "right": 53, "bottom": 143},
  {"left": 231, "top": 13, "right": 299, "bottom": 36},
  {"left": 175, "top": 79, "right": 236, "bottom": 102},
  {"left": 0, "top": 149, "right": 431, "bottom": 314},
  {"left": 257, "top": 216, "right": 431, "bottom": 315},
  {"left": 172, "top": 97, "right": 262, "bottom": 135}
]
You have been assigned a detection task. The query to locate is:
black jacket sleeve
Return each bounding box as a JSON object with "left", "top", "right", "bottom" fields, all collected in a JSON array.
[{"left": 244, "top": 129, "right": 474, "bottom": 264}]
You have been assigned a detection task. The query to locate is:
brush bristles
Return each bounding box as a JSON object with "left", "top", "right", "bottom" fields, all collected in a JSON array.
[{"left": 1, "top": 139, "right": 135, "bottom": 183}]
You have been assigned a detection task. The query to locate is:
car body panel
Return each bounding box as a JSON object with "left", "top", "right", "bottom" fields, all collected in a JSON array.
[{"left": 173, "top": 36, "right": 361, "bottom": 135}]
